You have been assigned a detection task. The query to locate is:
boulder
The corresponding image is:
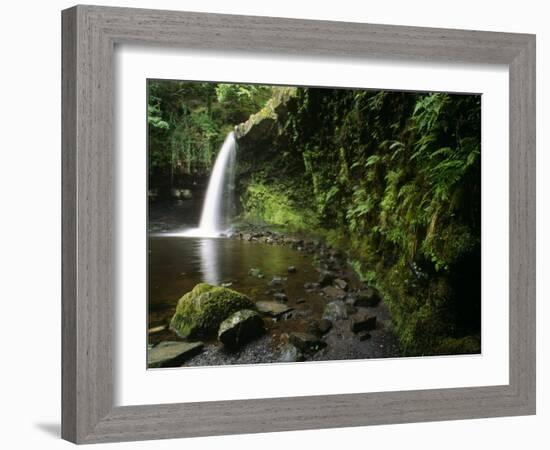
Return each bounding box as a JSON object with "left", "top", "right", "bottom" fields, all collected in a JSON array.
[
  {"left": 289, "top": 332, "right": 327, "bottom": 354},
  {"left": 304, "top": 282, "right": 320, "bottom": 291},
  {"left": 256, "top": 301, "right": 293, "bottom": 317},
  {"left": 268, "top": 276, "right": 287, "bottom": 287},
  {"left": 317, "top": 319, "right": 333, "bottom": 334},
  {"left": 273, "top": 292, "right": 288, "bottom": 302},
  {"left": 147, "top": 341, "right": 204, "bottom": 368},
  {"left": 279, "top": 344, "right": 305, "bottom": 362},
  {"left": 322, "top": 285, "right": 346, "bottom": 299},
  {"left": 318, "top": 271, "right": 336, "bottom": 287},
  {"left": 333, "top": 278, "right": 349, "bottom": 291},
  {"left": 218, "top": 309, "right": 265, "bottom": 348},
  {"left": 353, "top": 287, "right": 381, "bottom": 307},
  {"left": 322, "top": 300, "right": 350, "bottom": 321},
  {"left": 287, "top": 266, "right": 297, "bottom": 273},
  {"left": 350, "top": 315, "right": 377, "bottom": 333},
  {"left": 170, "top": 283, "right": 255, "bottom": 339},
  {"left": 309, "top": 319, "right": 333, "bottom": 336}
]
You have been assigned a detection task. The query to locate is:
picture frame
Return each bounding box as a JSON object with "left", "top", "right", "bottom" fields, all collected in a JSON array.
[{"left": 61, "top": 4, "right": 536, "bottom": 444}]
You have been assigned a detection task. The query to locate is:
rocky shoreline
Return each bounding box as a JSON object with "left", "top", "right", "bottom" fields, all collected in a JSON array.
[{"left": 148, "top": 225, "right": 401, "bottom": 368}]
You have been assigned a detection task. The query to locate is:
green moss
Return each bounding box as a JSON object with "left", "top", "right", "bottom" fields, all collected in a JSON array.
[
  {"left": 241, "top": 182, "right": 318, "bottom": 231},
  {"left": 191, "top": 282, "right": 215, "bottom": 296},
  {"left": 169, "top": 283, "right": 255, "bottom": 339}
]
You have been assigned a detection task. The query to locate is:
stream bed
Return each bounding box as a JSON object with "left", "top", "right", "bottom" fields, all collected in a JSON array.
[{"left": 148, "top": 202, "right": 400, "bottom": 367}]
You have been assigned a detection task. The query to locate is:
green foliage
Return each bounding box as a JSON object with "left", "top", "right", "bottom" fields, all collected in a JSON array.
[
  {"left": 241, "top": 182, "right": 318, "bottom": 231},
  {"left": 147, "top": 102, "right": 169, "bottom": 130},
  {"left": 236, "top": 86, "right": 481, "bottom": 356},
  {"left": 346, "top": 187, "right": 375, "bottom": 233},
  {"left": 215, "top": 84, "right": 272, "bottom": 112},
  {"left": 147, "top": 80, "right": 274, "bottom": 191}
]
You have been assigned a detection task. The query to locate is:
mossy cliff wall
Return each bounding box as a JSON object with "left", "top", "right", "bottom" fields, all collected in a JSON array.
[{"left": 235, "top": 87, "right": 481, "bottom": 356}]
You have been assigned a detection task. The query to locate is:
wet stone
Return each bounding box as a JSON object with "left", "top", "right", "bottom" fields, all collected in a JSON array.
[
  {"left": 317, "top": 319, "right": 333, "bottom": 334},
  {"left": 333, "top": 278, "right": 349, "bottom": 291},
  {"left": 322, "top": 285, "right": 346, "bottom": 299},
  {"left": 256, "top": 301, "right": 293, "bottom": 317},
  {"left": 279, "top": 344, "right": 305, "bottom": 362},
  {"left": 218, "top": 309, "right": 265, "bottom": 348},
  {"left": 309, "top": 319, "right": 333, "bottom": 336},
  {"left": 148, "top": 325, "right": 166, "bottom": 334},
  {"left": 353, "top": 287, "right": 381, "bottom": 307},
  {"left": 322, "top": 300, "right": 349, "bottom": 321},
  {"left": 281, "top": 311, "right": 294, "bottom": 320},
  {"left": 148, "top": 341, "right": 204, "bottom": 368},
  {"left": 268, "top": 276, "right": 286, "bottom": 287},
  {"left": 289, "top": 332, "right": 327, "bottom": 355},
  {"left": 248, "top": 268, "right": 264, "bottom": 278},
  {"left": 273, "top": 292, "right": 289, "bottom": 302},
  {"left": 350, "top": 315, "right": 377, "bottom": 333},
  {"left": 318, "top": 271, "right": 336, "bottom": 287}
]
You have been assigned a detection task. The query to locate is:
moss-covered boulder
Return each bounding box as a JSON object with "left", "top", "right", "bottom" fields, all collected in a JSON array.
[{"left": 170, "top": 283, "right": 255, "bottom": 339}]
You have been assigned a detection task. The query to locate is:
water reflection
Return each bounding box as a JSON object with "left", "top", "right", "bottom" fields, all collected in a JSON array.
[
  {"left": 148, "top": 236, "right": 328, "bottom": 345},
  {"left": 198, "top": 238, "right": 220, "bottom": 285}
]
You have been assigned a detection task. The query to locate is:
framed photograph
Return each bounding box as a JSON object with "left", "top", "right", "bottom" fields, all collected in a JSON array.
[{"left": 62, "top": 5, "right": 536, "bottom": 444}]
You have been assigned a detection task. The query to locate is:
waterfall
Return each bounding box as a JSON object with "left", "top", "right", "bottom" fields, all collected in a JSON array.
[{"left": 182, "top": 132, "right": 237, "bottom": 237}]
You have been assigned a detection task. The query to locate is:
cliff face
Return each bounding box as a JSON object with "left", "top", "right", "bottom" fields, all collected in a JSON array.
[
  {"left": 234, "top": 87, "right": 319, "bottom": 230},
  {"left": 234, "top": 87, "right": 481, "bottom": 356}
]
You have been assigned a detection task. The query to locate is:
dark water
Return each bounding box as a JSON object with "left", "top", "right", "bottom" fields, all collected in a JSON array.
[
  {"left": 148, "top": 236, "right": 331, "bottom": 345},
  {"left": 148, "top": 197, "right": 204, "bottom": 233}
]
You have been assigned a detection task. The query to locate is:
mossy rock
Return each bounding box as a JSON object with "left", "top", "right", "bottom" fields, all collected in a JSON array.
[{"left": 170, "top": 283, "right": 255, "bottom": 339}]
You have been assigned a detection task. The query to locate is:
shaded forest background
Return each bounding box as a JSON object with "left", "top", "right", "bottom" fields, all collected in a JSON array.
[
  {"left": 148, "top": 79, "right": 482, "bottom": 356},
  {"left": 148, "top": 81, "right": 273, "bottom": 195}
]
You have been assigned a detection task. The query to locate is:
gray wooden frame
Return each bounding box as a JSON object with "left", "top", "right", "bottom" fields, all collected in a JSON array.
[{"left": 61, "top": 4, "right": 536, "bottom": 444}]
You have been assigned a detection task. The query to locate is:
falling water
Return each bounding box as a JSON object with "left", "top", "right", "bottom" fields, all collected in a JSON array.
[{"left": 182, "top": 132, "right": 237, "bottom": 237}]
